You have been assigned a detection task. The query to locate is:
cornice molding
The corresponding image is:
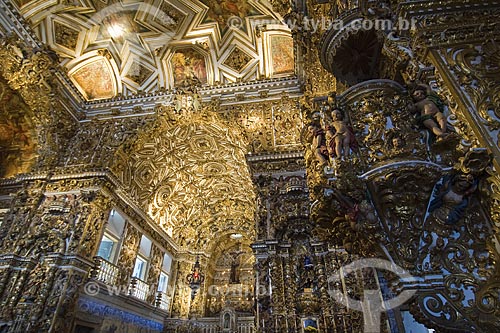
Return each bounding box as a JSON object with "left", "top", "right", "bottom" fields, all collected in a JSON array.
[
  {"left": 0, "top": 169, "right": 180, "bottom": 256},
  {"left": 80, "top": 77, "right": 303, "bottom": 119}
]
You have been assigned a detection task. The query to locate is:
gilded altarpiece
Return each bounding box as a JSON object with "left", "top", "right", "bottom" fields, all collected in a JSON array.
[
  {"left": 251, "top": 173, "right": 391, "bottom": 333},
  {"left": 301, "top": 75, "right": 499, "bottom": 331},
  {"left": 0, "top": 177, "right": 111, "bottom": 332}
]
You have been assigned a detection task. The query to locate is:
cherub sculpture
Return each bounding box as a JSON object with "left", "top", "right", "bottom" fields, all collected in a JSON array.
[
  {"left": 308, "top": 111, "right": 329, "bottom": 167},
  {"left": 326, "top": 108, "right": 357, "bottom": 161},
  {"left": 409, "top": 84, "right": 449, "bottom": 140},
  {"left": 429, "top": 173, "right": 478, "bottom": 225}
]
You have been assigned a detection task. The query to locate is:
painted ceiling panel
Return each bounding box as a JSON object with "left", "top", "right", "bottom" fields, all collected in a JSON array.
[
  {"left": 70, "top": 57, "right": 117, "bottom": 100},
  {"left": 14, "top": 0, "right": 294, "bottom": 101}
]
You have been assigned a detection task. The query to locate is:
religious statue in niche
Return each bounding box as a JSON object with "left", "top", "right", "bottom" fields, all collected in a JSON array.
[
  {"left": 428, "top": 173, "right": 478, "bottom": 225},
  {"left": 299, "top": 255, "right": 316, "bottom": 293},
  {"left": 230, "top": 258, "right": 240, "bottom": 284},
  {"left": 229, "top": 244, "right": 244, "bottom": 284},
  {"left": 222, "top": 312, "right": 232, "bottom": 330}
]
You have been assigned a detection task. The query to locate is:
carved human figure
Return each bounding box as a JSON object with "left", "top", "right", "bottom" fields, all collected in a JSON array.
[
  {"left": 326, "top": 108, "right": 354, "bottom": 160},
  {"left": 326, "top": 187, "right": 378, "bottom": 232},
  {"left": 230, "top": 258, "right": 240, "bottom": 284},
  {"left": 223, "top": 313, "right": 230, "bottom": 328},
  {"left": 385, "top": 130, "right": 410, "bottom": 157},
  {"left": 308, "top": 112, "right": 329, "bottom": 166},
  {"left": 409, "top": 84, "right": 449, "bottom": 139},
  {"left": 192, "top": 92, "right": 202, "bottom": 111},
  {"left": 429, "top": 173, "right": 477, "bottom": 225},
  {"left": 174, "top": 89, "right": 182, "bottom": 113}
]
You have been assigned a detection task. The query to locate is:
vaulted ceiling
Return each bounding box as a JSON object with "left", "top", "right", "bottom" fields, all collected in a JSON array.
[
  {"left": 13, "top": 0, "right": 294, "bottom": 101},
  {"left": 1, "top": 0, "right": 302, "bottom": 253}
]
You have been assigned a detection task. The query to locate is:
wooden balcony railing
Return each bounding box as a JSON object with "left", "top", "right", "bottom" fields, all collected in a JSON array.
[
  {"left": 92, "top": 256, "right": 119, "bottom": 286},
  {"left": 129, "top": 277, "right": 150, "bottom": 302},
  {"left": 155, "top": 291, "right": 171, "bottom": 311},
  {"left": 90, "top": 257, "right": 170, "bottom": 313}
]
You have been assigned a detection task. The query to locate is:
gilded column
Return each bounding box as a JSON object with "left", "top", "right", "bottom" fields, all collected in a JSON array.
[{"left": 116, "top": 222, "right": 141, "bottom": 287}]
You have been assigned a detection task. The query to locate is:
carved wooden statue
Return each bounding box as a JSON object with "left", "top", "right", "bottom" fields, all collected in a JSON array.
[
  {"left": 429, "top": 173, "right": 478, "bottom": 225},
  {"left": 308, "top": 111, "right": 329, "bottom": 167},
  {"left": 409, "top": 84, "right": 449, "bottom": 140},
  {"left": 326, "top": 108, "right": 357, "bottom": 162}
]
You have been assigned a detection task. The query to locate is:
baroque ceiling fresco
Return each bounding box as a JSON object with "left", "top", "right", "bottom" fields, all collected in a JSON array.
[{"left": 13, "top": 0, "right": 294, "bottom": 101}]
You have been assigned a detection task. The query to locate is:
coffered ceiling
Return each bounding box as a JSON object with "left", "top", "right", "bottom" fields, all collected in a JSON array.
[{"left": 13, "top": 0, "right": 295, "bottom": 101}]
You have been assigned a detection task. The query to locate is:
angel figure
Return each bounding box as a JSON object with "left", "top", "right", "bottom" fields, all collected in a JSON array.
[
  {"left": 308, "top": 111, "right": 329, "bottom": 167},
  {"left": 326, "top": 108, "right": 357, "bottom": 161},
  {"left": 429, "top": 173, "right": 477, "bottom": 225},
  {"left": 409, "top": 84, "right": 449, "bottom": 140}
]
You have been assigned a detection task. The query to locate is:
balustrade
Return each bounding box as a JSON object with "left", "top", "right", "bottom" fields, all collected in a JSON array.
[
  {"left": 155, "top": 291, "right": 170, "bottom": 311},
  {"left": 92, "top": 256, "right": 119, "bottom": 285},
  {"left": 164, "top": 317, "right": 255, "bottom": 333},
  {"left": 129, "top": 277, "right": 150, "bottom": 302}
]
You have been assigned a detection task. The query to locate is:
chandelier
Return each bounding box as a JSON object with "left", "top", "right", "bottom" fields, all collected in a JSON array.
[{"left": 186, "top": 256, "right": 204, "bottom": 299}]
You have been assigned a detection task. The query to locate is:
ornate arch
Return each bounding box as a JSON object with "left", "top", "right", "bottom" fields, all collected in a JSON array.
[
  {"left": 0, "top": 35, "right": 76, "bottom": 175},
  {"left": 0, "top": 77, "right": 37, "bottom": 177}
]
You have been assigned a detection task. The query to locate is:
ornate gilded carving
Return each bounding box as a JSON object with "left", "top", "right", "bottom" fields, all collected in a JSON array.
[
  {"left": 146, "top": 244, "right": 164, "bottom": 304},
  {"left": 112, "top": 104, "right": 257, "bottom": 250},
  {"left": 116, "top": 222, "right": 141, "bottom": 286},
  {"left": 216, "top": 97, "right": 304, "bottom": 154},
  {"left": 0, "top": 1, "right": 499, "bottom": 332},
  {"left": 435, "top": 42, "right": 500, "bottom": 161},
  {"left": 224, "top": 48, "right": 252, "bottom": 72},
  {"left": 171, "top": 260, "right": 196, "bottom": 318},
  {"left": 53, "top": 21, "right": 79, "bottom": 51},
  {"left": 0, "top": 78, "right": 37, "bottom": 177},
  {"left": 77, "top": 193, "right": 112, "bottom": 258},
  {"left": 367, "top": 163, "right": 443, "bottom": 269},
  {"left": 204, "top": 240, "right": 254, "bottom": 316},
  {"left": 0, "top": 35, "right": 77, "bottom": 172},
  {"left": 268, "top": 0, "right": 292, "bottom": 17},
  {"left": 62, "top": 115, "right": 155, "bottom": 168}
]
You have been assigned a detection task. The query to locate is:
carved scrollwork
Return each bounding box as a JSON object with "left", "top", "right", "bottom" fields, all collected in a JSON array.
[
  {"left": 365, "top": 163, "right": 443, "bottom": 269},
  {"left": 411, "top": 291, "right": 474, "bottom": 333},
  {"left": 116, "top": 223, "right": 141, "bottom": 286},
  {"left": 146, "top": 245, "right": 164, "bottom": 304},
  {"left": 0, "top": 35, "right": 77, "bottom": 173},
  {"left": 340, "top": 80, "right": 428, "bottom": 166},
  {"left": 112, "top": 106, "right": 256, "bottom": 250},
  {"left": 437, "top": 41, "right": 500, "bottom": 153}
]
